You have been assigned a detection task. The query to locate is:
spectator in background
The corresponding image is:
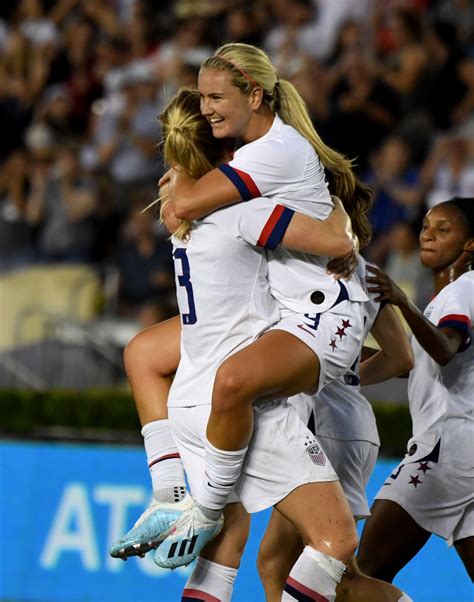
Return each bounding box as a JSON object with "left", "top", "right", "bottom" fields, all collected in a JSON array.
[
  {"left": 432, "top": 0, "right": 474, "bottom": 51},
  {"left": 364, "top": 135, "right": 423, "bottom": 264},
  {"left": 0, "top": 150, "right": 36, "bottom": 269},
  {"left": 421, "top": 135, "right": 474, "bottom": 209},
  {"left": 223, "top": 3, "right": 267, "bottom": 46},
  {"left": 82, "top": 64, "right": 162, "bottom": 213},
  {"left": 324, "top": 47, "right": 402, "bottom": 174},
  {"left": 35, "top": 83, "right": 76, "bottom": 145},
  {"left": 420, "top": 20, "right": 468, "bottom": 131},
  {"left": 149, "top": 17, "right": 213, "bottom": 100},
  {"left": 116, "top": 202, "right": 175, "bottom": 328},
  {"left": 0, "top": 65, "right": 32, "bottom": 163},
  {"left": 381, "top": 6, "right": 428, "bottom": 115},
  {"left": 264, "top": 0, "right": 317, "bottom": 77},
  {"left": 27, "top": 143, "right": 99, "bottom": 263},
  {"left": 384, "top": 219, "right": 431, "bottom": 308}
]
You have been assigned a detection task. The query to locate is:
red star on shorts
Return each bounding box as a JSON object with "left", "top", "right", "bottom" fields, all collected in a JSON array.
[
  {"left": 329, "top": 338, "right": 337, "bottom": 351},
  {"left": 417, "top": 461, "right": 431, "bottom": 474},
  {"left": 335, "top": 326, "right": 346, "bottom": 339},
  {"left": 342, "top": 319, "right": 352, "bottom": 329},
  {"left": 409, "top": 474, "right": 422, "bottom": 488}
]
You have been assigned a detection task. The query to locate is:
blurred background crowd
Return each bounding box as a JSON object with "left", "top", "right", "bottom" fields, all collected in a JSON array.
[{"left": 0, "top": 0, "right": 473, "bottom": 389}]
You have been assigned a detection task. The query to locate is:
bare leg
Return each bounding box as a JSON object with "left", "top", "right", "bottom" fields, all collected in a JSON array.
[
  {"left": 257, "top": 509, "right": 302, "bottom": 602},
  {"left": 124, "top": 315, "right": 181, "bottom": 424},
  {"left": 181, "top": 503, "right": 250, "bottom": 602},
  {"left": 258, "top": 505, "right": 409, "bottom": 602},
  {"left": 357, "top": 499, "right": 431, "bottom": 582},
  {"left": 454, "top": 536, "right": 474, "bottom": 581},
  {"left": 336, "top": 556, "right": 408, "bottom": 602},
  {"left": 208, "top": 330, "right": 319, "bottom": 450},
  {"left": 201, "top": 502, "right": 250, "bottom": 568},
  {"left": 275, "top": 481, "right": 357, "bottom": 562}
]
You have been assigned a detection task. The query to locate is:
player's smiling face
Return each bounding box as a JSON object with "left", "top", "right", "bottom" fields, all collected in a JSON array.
[
  {"left": 419, "top": 204, "right": 471, "bottom": 269},
  {"left": 198, "top": 68, "right": 255, "bottom": 140}
]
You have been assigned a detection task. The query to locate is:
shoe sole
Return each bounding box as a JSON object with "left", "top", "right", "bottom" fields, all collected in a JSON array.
[{"left": 110, "top": 523, "right": 177, "bottom": 560}]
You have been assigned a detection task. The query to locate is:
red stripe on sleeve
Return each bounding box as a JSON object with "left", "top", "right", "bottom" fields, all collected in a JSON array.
[
  {"left": 438, "top": 314, "right": 471, "bottom": 327},
  {"left": 257, "top": 205, "right": 286, "bottom": 247},
  {"left": 232, "top": 167, "right": 261, "bottom": 197}
]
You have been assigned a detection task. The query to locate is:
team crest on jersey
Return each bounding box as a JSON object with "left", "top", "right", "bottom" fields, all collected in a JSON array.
[{"left": 306, "top": 443, "right": 326, "bottom": 466}]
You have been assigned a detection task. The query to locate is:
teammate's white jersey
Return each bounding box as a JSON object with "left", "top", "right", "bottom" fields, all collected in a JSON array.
[
  {"left": 292, "top": 257, "right": 381, "bottom": 445},
  {"left": 168, "top": 199, "right": 291, "bottom": 408},
  {"left": 219, "top": 114, "right": 368, "bottom": 313},
  {"left": 407, "top": 270, "right": 474, "bottom": 477}
]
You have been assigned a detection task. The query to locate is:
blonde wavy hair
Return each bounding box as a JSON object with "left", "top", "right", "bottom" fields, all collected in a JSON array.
[
  {"left": 202, "top": 43, "right": 373, "bottom": 247},
  {"left": 158, "top": 87, "right": 228, "bottom": 240}
]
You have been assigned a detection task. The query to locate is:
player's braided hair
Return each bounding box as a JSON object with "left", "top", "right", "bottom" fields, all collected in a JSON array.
[
  {"left": 203, "top": 42, "right": 373, "bottom": 247},
  {"left": 158, "top": 87, "right": 228, "bottom": 239}
]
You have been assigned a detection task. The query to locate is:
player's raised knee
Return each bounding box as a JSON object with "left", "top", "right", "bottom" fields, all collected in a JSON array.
[{"left": 212, "top": 361, "right": 249, "bottom": 410}]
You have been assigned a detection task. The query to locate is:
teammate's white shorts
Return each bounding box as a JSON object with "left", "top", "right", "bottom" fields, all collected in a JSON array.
[
  {"left": 375, "top": 437, "right": 474, "bottom": 544},
  {"left": 315, "top": 435, "right": 378, "bottom": 520},
  {"left": 168, "top": 400, "right": 338, "bottom": 514},
  {"left": 270, "top": 298, "right": 365, "bottom": 393}
]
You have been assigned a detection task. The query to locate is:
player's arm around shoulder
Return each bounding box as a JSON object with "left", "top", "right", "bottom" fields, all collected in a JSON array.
[
  {"left": 161, "top": 167, "right": 242, "bottom": 221},
  {"left": 281, "top": 196, "right": 354, "bottom": 257}
]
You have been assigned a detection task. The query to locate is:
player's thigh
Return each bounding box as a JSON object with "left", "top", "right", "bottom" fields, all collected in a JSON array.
[
  {"left": 124, "top": 315, "right": 181, "bottom": 377},
  {"left": 357, "top": 499, "right": 431, "bottom": 581},
  {"left": 275, "top": 481, "right": 357, "bottom": 561},
  {"left": 214, "top": 329, "right": 320, "bottom": 403},
  {"left": 200, "top": 502, "right": 250, "bottom": 569}
]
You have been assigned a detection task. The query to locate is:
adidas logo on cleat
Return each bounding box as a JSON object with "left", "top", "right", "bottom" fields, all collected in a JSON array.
[{"left": 167, "top": 535, "right": 198, "bottom": 559}]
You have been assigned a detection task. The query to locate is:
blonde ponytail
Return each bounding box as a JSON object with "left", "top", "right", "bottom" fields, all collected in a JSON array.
[{"left": 203, "top": 43, "right": 373, "bottom": 245}]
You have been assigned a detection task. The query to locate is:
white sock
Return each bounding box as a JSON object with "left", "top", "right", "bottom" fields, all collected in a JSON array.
[
  {"left": 282, "top": 546, "right": 346, "bottom": 602},
  {"left": 195, "top": 437, "right": 248, "bottom": 512},
  {"left": 181, "top": 557, "right": 237, "bottom": 602},
  {"left": 142, "top": 419, "right": 186, "bottom": 502}
]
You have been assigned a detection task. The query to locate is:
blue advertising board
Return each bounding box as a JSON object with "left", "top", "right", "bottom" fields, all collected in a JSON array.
[{"left": 0, "top": 440, "right": 471, "bottom": 601}]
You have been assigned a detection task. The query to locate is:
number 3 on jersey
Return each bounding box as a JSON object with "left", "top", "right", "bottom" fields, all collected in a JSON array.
[{"left": 174, "top": 248, "right": 197, "bottom": 325}]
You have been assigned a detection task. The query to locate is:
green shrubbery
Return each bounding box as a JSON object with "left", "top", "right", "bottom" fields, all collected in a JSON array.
[{"left": 0, "top": 390, "right": 411, "bottom": 455}]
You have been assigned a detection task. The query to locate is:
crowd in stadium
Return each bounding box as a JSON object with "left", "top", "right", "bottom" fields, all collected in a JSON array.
[{"left": 0, "top": 0, "right": 473, "bottom": 327}]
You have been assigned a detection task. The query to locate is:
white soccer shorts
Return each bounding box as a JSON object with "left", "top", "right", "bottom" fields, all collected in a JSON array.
[
  {"left": 168, "top": 401, "right": 338, "bottom": 514},
  {"left": 316, "top": 435, "right": 379, "bottom": 520},
  {"left": 270, "top": 299, "right": 365, "bottom": 394},
  {"left": 375, "top": 437, "right": 474, "bottom": 544}
]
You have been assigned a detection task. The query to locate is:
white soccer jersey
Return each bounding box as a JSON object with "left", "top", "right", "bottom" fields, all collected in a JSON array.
[
  {"left": 218, "top": 114, "right": 368, "bottom": 313},
  {"left": 407, "top": 271, "right": 474, "bottom": 477},
  {"left": 168, "top": 199, "right": 293, "bottom": 408},
  {"left": 292, "top": 257, "right": 381, "bottom": 445}
]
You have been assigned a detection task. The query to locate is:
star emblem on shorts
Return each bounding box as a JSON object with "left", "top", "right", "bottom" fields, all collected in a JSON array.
[
  {"left": 335, "top": 326, "right": 346, "bottom": 339},
  {"left": 417, "top": 461, "right": 431, "bottom": 474},
  {"left": 329, "top": 338, "right": 337, "bottom": 351},
  {"left": 409, "top": 474, "right": 422, "bottom": 488},
  {"left": 342, "top": 319, "right": 352, "bottom": 329}
]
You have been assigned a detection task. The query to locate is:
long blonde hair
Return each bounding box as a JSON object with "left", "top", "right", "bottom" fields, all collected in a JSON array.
[
  {"left": 159, "top": 87, "right": 228, "bottom": 239},
  {"left": 202, "top": 43, "right": 373, "bottom": 247}
]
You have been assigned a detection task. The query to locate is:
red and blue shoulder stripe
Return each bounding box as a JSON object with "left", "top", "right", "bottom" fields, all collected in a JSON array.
[
  {"left": 438, "top": 314, "right": 472, "bottom": 352},
  {"left": 438, "top": 314, "right": 471, "bottom": 333},
  {"left": 218, "top": 164, "right": 261, "bottom": 200},
  {"left": 257, "top": 204, "right": 295, "bottom": 250}
]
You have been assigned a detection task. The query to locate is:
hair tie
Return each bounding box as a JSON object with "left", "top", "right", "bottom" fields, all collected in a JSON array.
[{"left": 214, "top": 54, "right": 259, "bottom": 88}]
